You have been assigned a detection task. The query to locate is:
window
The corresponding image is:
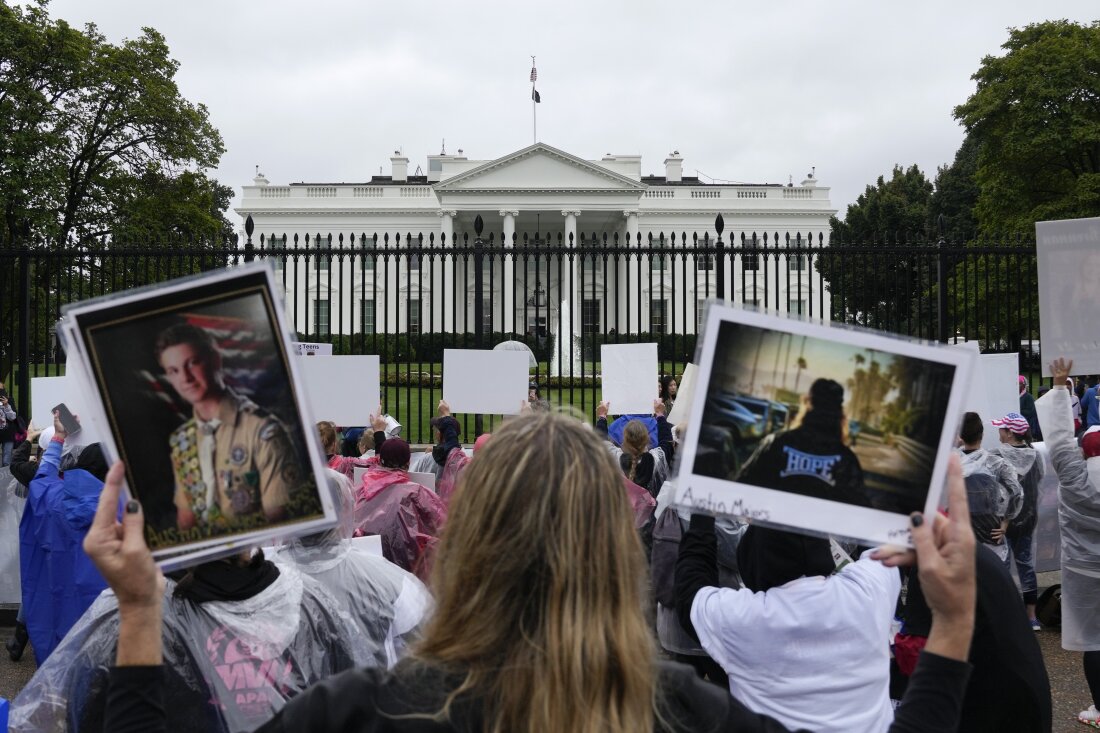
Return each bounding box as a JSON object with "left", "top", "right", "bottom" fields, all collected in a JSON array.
[
  {"left": 582, "top": 299, "right": 600, "bottom": 335},
  {"left": 360, "top": 299, "right": 375, "bottom": 335},
  {"left": 650, "top": 254, "right": 666, "bottom": 271},
  {"left": 650, "top": 299, "right": 666, "bottom": 333},
  {"left": 482, "top": 299, "right": 493, "bottom": 331},
  {"left": 314, "top": 235, "right": 331, "bottom": 270},
  {"left": 742, "top": 252, "right": 759, "bottom": 271},
  {"left": 788, "top": 298, "right": 805, "bottom": 315},
  {"left": 788, "top": 254, "right": 806, "bottom": 271},
  {"left": 697, "top": 254, "right": 713, "bottom": 270},
  {"left": 314, "top": 299, "right": 330, "bottom": 336},
  {"left": 697, "top": 300, "right": 708, "bottom": 331},
  {"left": 408, "top": 251, "right": 421, "bottom": 271},
  {"left": 583, "top": 254, "right": 597, "bottom": 272},
  {"left": 407, "top": 299, "right": 421, "bottom": 334},
  {"left": 360, "top": 236, "right": 376, "bottom": 270}
]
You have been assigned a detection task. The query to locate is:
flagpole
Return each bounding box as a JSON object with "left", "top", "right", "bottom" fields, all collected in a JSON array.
[{"left": 531, "top": 55, "right": 537, "bottom": 144}]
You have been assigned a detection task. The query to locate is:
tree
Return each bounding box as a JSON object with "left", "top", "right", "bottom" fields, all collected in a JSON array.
[
  {"left": 0, "top": 1, "right": 227, "bottom": 245},
  {"left": 928, "top": 134, "right": 979, "bottom": 239},
  {"left": 816, "top": 165, "right": 935, "bottom": 330},
  {"left": 954, "top": 20, "right": 1100, "bottom": 231}
]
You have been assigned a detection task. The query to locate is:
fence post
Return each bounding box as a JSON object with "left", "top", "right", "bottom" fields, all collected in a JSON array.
[
  {"left": 714, "top": 214, "right": 726, "bottom": 302},
  {"left": 17, "top": 248, "right": 31, "bottom": 419},
  {"left": 473, "top": 215, "right": 485, "bottom": 437},
  {"left": 243, "top": 215, "right": 255, "bottom": 263},
  {"left": 935, "top": 215, "right": 948, "bottom": 343}
]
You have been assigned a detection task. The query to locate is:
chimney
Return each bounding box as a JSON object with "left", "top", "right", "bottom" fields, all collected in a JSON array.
[
  {"left": 391, "top": 152, "right": 409, "bottom": 182},
  {"left": 664, "top": 151, "right": 683, "bottom": 183}
]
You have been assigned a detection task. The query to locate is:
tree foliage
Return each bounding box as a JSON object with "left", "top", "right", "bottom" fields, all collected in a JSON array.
[
  {"left": 0, "top": 1, "right": 229, "bottom": 247},
  {"left": 954, "top": 20, "right": 1100, "bottom": 231},
  {"left": 816, "top": 165, "right": 936, "bottom": 330}
]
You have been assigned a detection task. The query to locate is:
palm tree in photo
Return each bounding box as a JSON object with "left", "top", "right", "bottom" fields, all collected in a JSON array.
[{"left": 794, "top": 356, "right": 808, "bottom": 392}]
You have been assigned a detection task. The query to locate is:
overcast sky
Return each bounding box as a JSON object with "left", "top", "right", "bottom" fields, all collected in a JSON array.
[{"left": 41, "top": 0, "right": 1098, "bottom": 225}]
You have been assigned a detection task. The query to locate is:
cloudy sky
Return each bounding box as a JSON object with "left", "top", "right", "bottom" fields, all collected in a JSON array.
[{"left": 43, "top": 0, "right": 1097, "bottom": 224}]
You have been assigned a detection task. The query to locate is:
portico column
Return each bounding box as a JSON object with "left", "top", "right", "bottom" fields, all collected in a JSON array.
[
  {"left": 438, "top": 210, "right": 456, "bottom": 332},
  {"left": 624, "top": 210, "right": 640, "bottom": 334},
  {"left": 563, "top": 210, "right": 581, "bottom": 339},
  {"left": 501, "top": 210, "right": 518, "bottom": 333}
]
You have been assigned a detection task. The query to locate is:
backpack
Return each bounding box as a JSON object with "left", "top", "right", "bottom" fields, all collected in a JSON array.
[{"left": 1035, "top": 584, "right": 1061, "bottom": 629}]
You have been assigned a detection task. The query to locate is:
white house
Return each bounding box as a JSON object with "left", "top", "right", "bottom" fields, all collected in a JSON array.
[{"left": 235, "top": 142, "right": 835, "bottom": 342}]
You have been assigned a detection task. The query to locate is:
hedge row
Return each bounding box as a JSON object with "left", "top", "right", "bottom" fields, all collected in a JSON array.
[{"left": 295, "top": 331, "right": 698, "bottom": 365}]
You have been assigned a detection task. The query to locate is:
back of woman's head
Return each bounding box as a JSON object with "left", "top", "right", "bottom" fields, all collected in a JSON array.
[
  {"left": 416, "top": 412, "right": 656, "bottom": 733},
  {"left": 620, "top": 419, "right": 652, "bottom": 483},
  {"left": 317, "top": 421, "right": 338, "bottom": 455}
]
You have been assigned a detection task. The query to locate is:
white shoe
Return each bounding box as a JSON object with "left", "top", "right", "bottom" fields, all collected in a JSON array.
[{"left": 1080, "top": 704, "right": 1100, "bottom": 728}]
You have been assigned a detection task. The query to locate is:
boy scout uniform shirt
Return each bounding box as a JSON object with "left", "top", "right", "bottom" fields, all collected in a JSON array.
[{"left": 170, "top": 392, "right": 297, "bottom": 524}]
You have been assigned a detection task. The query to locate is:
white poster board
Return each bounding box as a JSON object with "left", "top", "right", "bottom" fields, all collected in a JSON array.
[
  {"left": 674, "top": 303, "right": 974, "bottom": 548},
  {"left": 293, "top": 342, "right": 334, "bottom": 356},
  {"left": 601, "top": 343, "right": 658, "bottom": 415},
  {"left": 961, "top": 353, "right": 1020, "bottom": 450},
  {"left": 408, "top": 472, "right": 437, "bottom": 491},
  {"left": 298, "top": 355, "right": 381, "bottom": 426},
  {"left": 442, "top": 350, "right": 529, "bottom": 415},
  {"left": 30, "top": 375, "right": 103, "bottom": 443},
  {"left": 667, "top": 364, "right": 698, "bottom": 426},
  {"left": 1036, "top": 217, "right": 1100, "bottom": 376}
]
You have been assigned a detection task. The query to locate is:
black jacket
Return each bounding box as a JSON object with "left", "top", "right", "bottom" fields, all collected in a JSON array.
[{"left": 737, "top": 424, "right": 868, "bottom": 507}]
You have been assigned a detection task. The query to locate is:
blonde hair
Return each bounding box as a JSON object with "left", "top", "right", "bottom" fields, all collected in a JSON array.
[
  {"left": 357, "top": 429, "right": 375, "bottom": 455},
  {"left": 316, "top": 421, "right": 338, "bottom": 455},
  {"left": 621, "top": 420, "right": 651, "bottom": 482},
  {"left": 413, "top": 412, "right": 657, "bottom": 733}
]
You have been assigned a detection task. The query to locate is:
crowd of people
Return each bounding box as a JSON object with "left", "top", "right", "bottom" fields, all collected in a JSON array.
[{"left": 1, "top": 359, "right": 1098, "bottom": 731}]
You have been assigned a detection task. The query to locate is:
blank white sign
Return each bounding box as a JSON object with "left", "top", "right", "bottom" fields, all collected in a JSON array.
[
  {"left": 443, "top": 350, "right": 529, "bottom": 415},
  {"left": 408, "top": 472, "right": 437, "bottom": 491},
  {"left": 1036, "top": 217, "right": 1100, "bottom": 376},
  {"left": 667, "top": 364, "right": 697, "bottom": 426},
  {"left": 30, "top": 375, "right": 102, "bottom": 443},
  {"left": 963, "top": 353, "right": 1020, "bottom": 450},
  {"left": 601, "top": 343, "right": 658, "bottom": 415},
  {"left": 298, "top": 356, "right": 381, "bottom": 426}
]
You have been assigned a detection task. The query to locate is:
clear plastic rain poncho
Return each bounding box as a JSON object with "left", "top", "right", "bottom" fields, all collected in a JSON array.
[
  {"left": 271, "top": 469, "right": 433, "bottom": 668},
  {"left": 1036, "top": 388, "right": 1100, "bottom": 650},
  {"left": 354, "top": 464, "right": 447, "bottom": 582},
  {"left": 11, "top": 560, "right": 376, "bottom": 733}
]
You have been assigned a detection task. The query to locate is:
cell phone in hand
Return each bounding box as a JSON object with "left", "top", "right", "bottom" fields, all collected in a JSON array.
[
  {"left": 0, "top": 387, "right": 7, "bottom": 400},
  {"left": 53, "top": 402, "right": 81, "bottom": 435}
]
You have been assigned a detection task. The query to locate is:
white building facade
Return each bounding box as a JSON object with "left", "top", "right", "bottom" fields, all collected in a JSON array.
[{"left": 235, "top": 143, "right": 836, "bottom": 339}]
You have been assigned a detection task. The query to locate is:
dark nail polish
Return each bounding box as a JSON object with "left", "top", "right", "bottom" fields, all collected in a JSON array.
[
  {"left": 910, "top": 512, "right": 924, "bottom": 528},
  {"left": 125, "top": 500, "right": 140, "bottom": 514}
]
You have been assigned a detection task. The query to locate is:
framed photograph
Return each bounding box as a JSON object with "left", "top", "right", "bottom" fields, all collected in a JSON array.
[
  {"left": 61, "top": 263, "right": 335, "bottom": 565},
  {"left": 674, "top": 303, "right": 974, "bottom": 548}
]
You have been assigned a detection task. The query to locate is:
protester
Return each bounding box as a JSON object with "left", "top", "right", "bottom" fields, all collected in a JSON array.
[
  {"left": 990, "top": 412, "right": 1045, "bottom": 629},
  {"left": 272, "top": 469, "right": 432, "bottom": 669},
  {"left": 1068, "top": 378, "right": 1084, "bottom": 433},
  {"left": 318, "top": 419, "right": 378, "bottom": 481},
  {"left": 1084, "top": 378, "right": 1100, "bottom": 432},
  {"left": 956, "top": 412, "right": 1023, "bottom": 563},
  {"left": 431, "top": 400, "right": 469, "bottom": 503},
  {"left": 1019, "top": 375, "right": 1042, "bottom": 440},
  {"left": 1042, "top": 358, "right": 1100, "bottom": 728},
  {"left": 659, "top": 374, "right": 678, "bottom": 416},
  {"left": 527, "top": 382, "right": 551, "bottom": 412},
  {"left": 87, "top": 413, "right": 977, "bottom": 732},
  {"left": 597, "top": 399, "right": 673, "bottom": 498},
  {"left": 353, "top": 437, "right": 447, "bottom": 581},
  {"left": 895, "top": 544, "right": 1051, "bottom": 733},
  {"left": 0, "top": 383, "right": 17, "bottom": 466},
  {"left": 18, "top": 411, "right": 109, "bottom": 665}
]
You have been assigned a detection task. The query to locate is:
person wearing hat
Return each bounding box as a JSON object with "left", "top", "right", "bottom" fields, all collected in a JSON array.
[
  {"left": 1043, "top": 358, "right": 1100, "bottom": 727},
  {"left": 735, "top": 378, "right": 870, "bottom": 508},
  {"left": 354, "top": 437, "right": 447, "bottom": 581},
  {"left": 527, "top": 382, "right": 550, "bottom": 413},
  {"left": 990, "top": 411, "right": 1045, "bottom": 630}
]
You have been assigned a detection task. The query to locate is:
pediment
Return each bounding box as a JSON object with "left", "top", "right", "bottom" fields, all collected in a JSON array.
[{"left": 434, "top": 143, "right": 647, "bottom": 193}]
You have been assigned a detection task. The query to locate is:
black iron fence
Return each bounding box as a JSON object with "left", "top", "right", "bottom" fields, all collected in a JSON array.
[{"left": 0, "top": 225, "right": 1038, "bottom": 442}]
